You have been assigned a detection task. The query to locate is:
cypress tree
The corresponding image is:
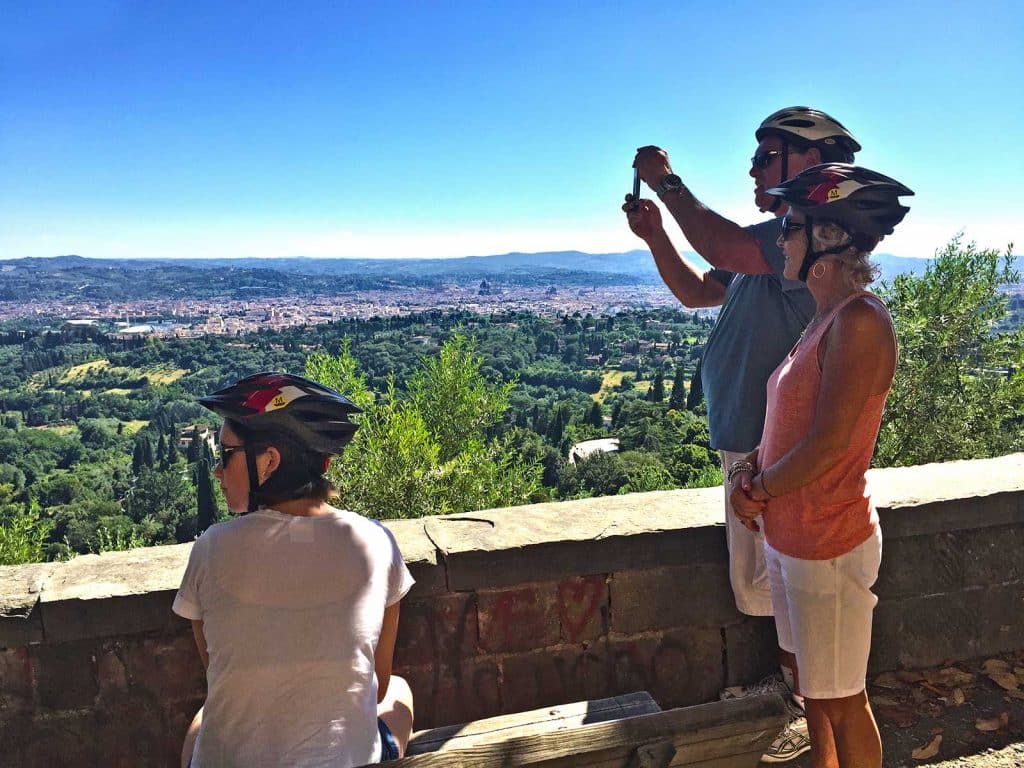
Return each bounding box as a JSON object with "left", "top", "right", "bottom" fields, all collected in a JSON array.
[
  {"left": 186, "top": 426, "right": 202, "bottom": 463},
  {"left": 131, "top": 440, "right": 146, "bottom": 475},
  {"left": 166, "top": 434, "right": 180, "bottom": 465},
  {"left": 546, "top": 406, "right": 568, "bottom": 443},
  {"left": 156, "top": 433, "right": 168, "bottom": 469},
  {"left": 686, "top": 357, "right": 704, "bottom": 410},
  {"left": 142, "top": 436, "right": 155, "bottom": 469},
  {"left": 586, "top": 401, "right": 603, "bottom": 429},
  {"left": 668, "top": 367, "right": 687, "bottom": 411},
  {"left": 648, "top": 369, "right": 665, "bottom": 403},
  {"left": 195, "top": 458, "right": 218, "bottom": 535}
]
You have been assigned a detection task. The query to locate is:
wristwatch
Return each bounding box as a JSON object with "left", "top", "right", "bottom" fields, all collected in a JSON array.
[{"left": 654, "top": 173, "right": 683, "bottom": 196}]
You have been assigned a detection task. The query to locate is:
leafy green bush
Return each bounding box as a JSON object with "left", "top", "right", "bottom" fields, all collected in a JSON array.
[
  {"left": 876, "top": 237, "right": 1023, "bottom": 466},
  {"left": 0, "top": 500, "right": 53, "bottom": 566},
  {"left": 309, "top": 336, "right": 540, "bottom": 519}
]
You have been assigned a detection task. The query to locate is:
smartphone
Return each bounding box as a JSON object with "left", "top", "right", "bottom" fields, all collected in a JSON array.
[{"left": 628, "top": 167, "right": 641, "bottom": 210}]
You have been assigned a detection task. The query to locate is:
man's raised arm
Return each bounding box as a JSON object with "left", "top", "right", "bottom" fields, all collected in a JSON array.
[
  {"left": 622, "top": 197, "right": 726, "bottom": 309},
  {"left": 634, "top": 146, "right": 772, "bottom": 275}
]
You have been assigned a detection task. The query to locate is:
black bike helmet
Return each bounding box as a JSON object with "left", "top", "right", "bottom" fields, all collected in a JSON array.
[
  {"left": 200, "top": 372, "right": 361, "bottom": 512},
  {"left": 767, "top": 163, "right": 913, "bottom": 281},
  {"left": 755, "top": 106, "right": 861, "bottom": 213}
]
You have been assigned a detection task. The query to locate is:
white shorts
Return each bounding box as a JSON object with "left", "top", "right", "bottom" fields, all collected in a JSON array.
[
  {"left": 765, "top": 527, "right": 882, "bottom": 700},
  {"left": 721, "top": 450, "right": 773, "bottom": 617}
]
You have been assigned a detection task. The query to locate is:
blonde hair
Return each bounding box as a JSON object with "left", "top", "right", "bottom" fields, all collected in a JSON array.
[{"left": 811, "top": 221, "right": 880, "bottom": 289}]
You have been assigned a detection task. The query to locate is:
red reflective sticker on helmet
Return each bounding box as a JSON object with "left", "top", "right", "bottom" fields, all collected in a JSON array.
[
  {"left": 241, "top": 387, "right": 282, "bottom": 413},
  {"left": 806, "top": 174, "right": 843, "bottom": 205}
]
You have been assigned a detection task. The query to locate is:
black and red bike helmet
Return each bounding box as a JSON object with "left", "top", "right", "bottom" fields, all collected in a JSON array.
[
  {"left": 767, "top": 163, "right": 913, "bottom": 281},
  {"left": 200, "top": 372, "right": 361, "bottom": 512}
]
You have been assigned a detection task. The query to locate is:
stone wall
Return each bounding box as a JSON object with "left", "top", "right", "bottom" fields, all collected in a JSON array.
[{"left": 1, "top": 454, "right": 1022, "bottom": 767}]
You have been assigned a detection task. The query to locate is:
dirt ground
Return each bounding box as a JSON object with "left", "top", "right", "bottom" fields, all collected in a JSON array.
[{"left": 788, "top": 649, "right": 1024, "bottom": 767}]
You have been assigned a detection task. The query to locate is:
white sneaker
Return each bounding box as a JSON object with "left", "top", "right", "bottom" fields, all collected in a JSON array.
[
  {"left": 720, "top": 674, "right": 804, "bottom": 718},
  {"left": 760, "top": 716, "right": 811, "bottom": 764}
]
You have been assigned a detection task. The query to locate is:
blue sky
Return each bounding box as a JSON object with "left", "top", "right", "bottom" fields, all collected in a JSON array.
[{"left": 2, "top": 1, "right": 1021, "bottom": 260}]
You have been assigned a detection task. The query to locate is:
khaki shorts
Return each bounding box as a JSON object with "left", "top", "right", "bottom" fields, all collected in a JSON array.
[
  {"left": 765, "top": 527, "right": 882, "bottom": 700},
  {"left": 720, "top": 450, "right": 773, "bottom": 617}
]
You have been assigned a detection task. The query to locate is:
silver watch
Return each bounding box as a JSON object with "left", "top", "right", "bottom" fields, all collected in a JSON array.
[{"left": 655, "top": 173, "right": 683, "bottom": 196}]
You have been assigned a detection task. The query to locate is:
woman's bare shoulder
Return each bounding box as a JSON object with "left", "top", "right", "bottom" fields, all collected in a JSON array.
[{"left": 834, "top": 293, "right": 893, "bottom": 337}]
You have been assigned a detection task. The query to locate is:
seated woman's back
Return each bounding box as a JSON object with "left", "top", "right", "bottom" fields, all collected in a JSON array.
[{"left": 175, "top": 507, "right": 411, "bottom": 768}]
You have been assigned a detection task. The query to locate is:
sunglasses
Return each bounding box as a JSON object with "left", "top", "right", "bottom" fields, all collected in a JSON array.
[
  {"left": 750, "top": 149, "right": 784, "bottom": 169},
  {"left": 216, "top": 443, "right": 246, "bottom": 469},
  {"left": 781, "top": 217, "right": 806, "bottom": 239}
]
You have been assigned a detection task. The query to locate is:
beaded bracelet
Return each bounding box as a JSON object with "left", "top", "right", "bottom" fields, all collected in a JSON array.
[{"left": 726, "top": 459, "right": 755, "bottom": 485}]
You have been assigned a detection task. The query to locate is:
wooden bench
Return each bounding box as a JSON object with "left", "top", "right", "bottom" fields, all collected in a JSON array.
[{"left": 360, "top": 690, "right": 789, "bottom": 768}]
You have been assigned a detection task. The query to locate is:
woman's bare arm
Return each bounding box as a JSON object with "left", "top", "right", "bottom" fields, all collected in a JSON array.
[{"left": 375, "top": 602, "right": 401, "bottom": 703}]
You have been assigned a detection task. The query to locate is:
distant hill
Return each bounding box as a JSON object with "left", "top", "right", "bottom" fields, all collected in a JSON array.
[{"left": 1, "top": 251, "right": 1020, "bottom": 302}]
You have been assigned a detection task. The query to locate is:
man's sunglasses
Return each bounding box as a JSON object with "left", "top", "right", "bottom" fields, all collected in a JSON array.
[
  {"left": 750, "top": 149, "right": 784, "bottom": 169},
  {"left": 781, "top": 217, "right": 806, "bottom": 238}
]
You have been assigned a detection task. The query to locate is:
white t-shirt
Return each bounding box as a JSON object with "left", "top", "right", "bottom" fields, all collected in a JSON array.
[{"left": 173, "top": 507, "right": 415, "bottom": 768}]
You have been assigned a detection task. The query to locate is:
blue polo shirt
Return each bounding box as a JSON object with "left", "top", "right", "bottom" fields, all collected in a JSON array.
[{"left": 699, "top": 218, "right": 815, "bottom": 453}]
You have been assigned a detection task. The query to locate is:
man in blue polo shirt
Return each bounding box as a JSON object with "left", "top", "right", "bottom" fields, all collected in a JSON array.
[{"left": 623, "top": 107, "right": 861, "bottom": 763}]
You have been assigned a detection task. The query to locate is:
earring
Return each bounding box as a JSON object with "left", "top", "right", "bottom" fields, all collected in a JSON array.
[{"left": 811, "top": 262, "right": 827, "bottom": 279}]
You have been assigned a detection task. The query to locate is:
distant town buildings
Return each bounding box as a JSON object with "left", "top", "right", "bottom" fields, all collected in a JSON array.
[{"left": 1, "top": 285, "right": 715, "bottom": 337}]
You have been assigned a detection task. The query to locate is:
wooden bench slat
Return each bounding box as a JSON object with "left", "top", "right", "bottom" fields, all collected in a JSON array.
[
  {"left": 408, "top": 692, "right": 662, "bottom": 755},
  {"left": 681, "top": 751, "right": 765, "bottom": 768},
  {"left": 364, "top": 694, "right": 786, "bottom": 768},
  {"left": 670, "top": 727, "right": 779, "bottom": 765}
]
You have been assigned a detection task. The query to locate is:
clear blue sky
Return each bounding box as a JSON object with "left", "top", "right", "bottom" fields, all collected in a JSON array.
[{"left": 2, "top": 1, "right": 1021, "bottom": 260}]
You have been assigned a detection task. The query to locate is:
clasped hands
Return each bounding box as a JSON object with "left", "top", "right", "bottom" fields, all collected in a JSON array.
[{"left": 729, "top": 470, "right": 771, "bottom": 533}]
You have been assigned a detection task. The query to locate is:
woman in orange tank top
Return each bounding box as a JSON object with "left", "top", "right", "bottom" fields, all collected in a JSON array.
[{"left": 728, "top": 164, "right": 913, "bottom": 768}]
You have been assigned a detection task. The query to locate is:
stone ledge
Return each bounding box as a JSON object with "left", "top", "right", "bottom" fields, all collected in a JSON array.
[
  {"left": 377, "top": 518, "right": 446, "bottom": 598},
  {"left": 871, "top": 454, "right": 1024, "bottom": 539},
  {"left": 1, "top": 454, "right": 1021, "bottom": 648},
  {"left": 0, "top": 562, "right": 55, "bottom": 646},
  {"left": 425, "top": 487, "right": 727, "bottom": 591},
  {"left": 869, "top": 453, "right": 1024, "bottom": 509}
]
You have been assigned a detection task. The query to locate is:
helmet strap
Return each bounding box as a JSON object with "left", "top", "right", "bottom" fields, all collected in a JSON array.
[
  {"left": 767, "top": 139, "right": 789, "bottom": 213},
  {"left": 797, "top": 216, "right": 855, "bottom": 282},
  {"left": 244, "top": 445, "right": 261, "bottom": 514},
  {"left": 779, "top": 139, "right": 789, "bottom": 186}
]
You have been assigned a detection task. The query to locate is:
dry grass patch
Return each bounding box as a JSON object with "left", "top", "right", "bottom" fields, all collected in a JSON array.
[
  {"left": 33, "top": 424, "right": 77, "bottom": 435},
  {"left": 146, "top": 366, "right": 187, "bottom": 384},
  {"left": 61, "top": 359, "right": 111, "bottom": 382},
  {"left": 594, "top": 370, "right": 629, "bottom": 402}
]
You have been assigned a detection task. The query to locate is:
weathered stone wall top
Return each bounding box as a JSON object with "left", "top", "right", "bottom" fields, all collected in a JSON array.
[{"left": 2, "top": 453, "right": 1022, "bottom": 649}]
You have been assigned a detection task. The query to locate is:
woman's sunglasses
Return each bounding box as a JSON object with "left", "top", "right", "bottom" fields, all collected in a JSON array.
[
  {"left": 750, "top": 149, "right": 783, "bottom": 169},
  {"left": 216, "top": 444, "right": 246, "bottom": 469},
  {"left": 781, "top": 217, "right": 806, "bottom": 238}
]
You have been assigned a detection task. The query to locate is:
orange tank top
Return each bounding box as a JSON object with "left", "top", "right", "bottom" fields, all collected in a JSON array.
[{"left": 759, "top": 291, "right": 893, "bottom": 560}]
